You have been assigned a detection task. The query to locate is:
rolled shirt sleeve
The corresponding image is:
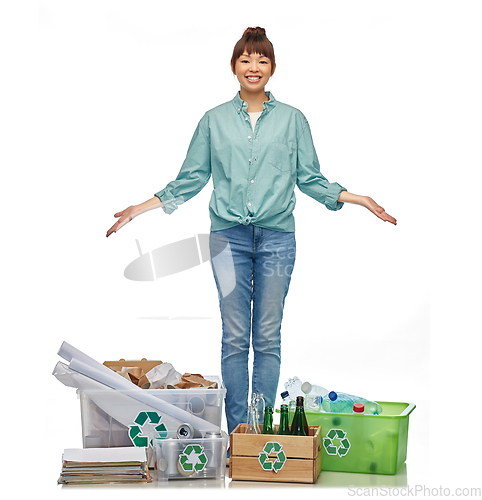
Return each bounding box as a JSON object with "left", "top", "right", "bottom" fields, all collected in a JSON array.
[
  {"left": 296, "top": 118, "right": 346, "bottom": 211},
  {"left": 155, "top": 117, "right": 211, "bottom": 214}
]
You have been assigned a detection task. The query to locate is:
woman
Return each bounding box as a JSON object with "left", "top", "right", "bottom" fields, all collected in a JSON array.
[{"left": 106, "top": 27, "right": 396, "bottom": 436}]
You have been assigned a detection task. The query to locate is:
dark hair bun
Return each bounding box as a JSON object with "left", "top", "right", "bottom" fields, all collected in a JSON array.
[{"left": 243, "top": 27, "right": 266, "bottom": 36}]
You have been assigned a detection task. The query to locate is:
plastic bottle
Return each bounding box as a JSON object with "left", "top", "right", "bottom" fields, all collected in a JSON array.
[
  {"left": 277, "top": 404, "right": 291, "bottom": 435},
  {"left": 301, "top": 382, "right": 327, "bottom": 412},
  {"left": 353, "top": 403, "right": 365, "bottom": 414},
  {"left": 301, "top": 382, "right": 328, "bottom": 397},
  {"left": 304, "top": 394, "right": 324, "bottom": 412},
  {"left": 321, "top": 391, "right": 351, "bottom": 413},
  {"left": 284, "top": 376, "right": 304, "bottom": 399},
  {"left": 322, "top": 391, "right": 382, "bottom": 415},
  {"left": 291, "top": 396, "right": 308, "bottom": 436},
  {"left": 280, "top": 390, "right": 291, "bottom": 404},
  {"left": 262, "top": 406, "right": 275, "bottom": 434}
]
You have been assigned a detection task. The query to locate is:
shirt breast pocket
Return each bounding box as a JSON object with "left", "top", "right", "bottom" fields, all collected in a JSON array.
[{"left": 269, "top": 137, "right": 297, "bottom": 172}]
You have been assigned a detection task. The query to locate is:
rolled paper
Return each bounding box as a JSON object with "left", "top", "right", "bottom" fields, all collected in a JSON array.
[{"left": 53, "top": 361, "right": 181, "bottom": 431}]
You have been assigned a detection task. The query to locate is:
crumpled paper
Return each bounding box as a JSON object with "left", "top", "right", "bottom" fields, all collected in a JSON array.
[
  {"left": 109, "top": 362, "right": 217, "bottom": 390},
  {"left": 144, "top": 363, "right": 181, "bottom": 389}
]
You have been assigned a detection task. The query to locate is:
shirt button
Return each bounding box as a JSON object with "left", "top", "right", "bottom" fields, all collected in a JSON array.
[
  {"left": 251, "top": 180, "right": 254, "bottom": 183},
  {"left": 245, "top": 117, "right": 248, "bottom": 121},
  {"left": 247, "top": 136, "right": 251, "bottom": 139},
  {"left": 248, "top": 202, "right": 252, "bottom": 207},
  {"left": 248, "top": 158, "right": 251, "bottom": 162},
  {"left": 253, "top": 157, "right": 257, "bottom": 161}
]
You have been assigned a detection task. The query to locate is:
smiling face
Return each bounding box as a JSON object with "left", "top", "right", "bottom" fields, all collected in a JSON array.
[{"left": 234, "top": 52, "right": 274, "bottom": 94}]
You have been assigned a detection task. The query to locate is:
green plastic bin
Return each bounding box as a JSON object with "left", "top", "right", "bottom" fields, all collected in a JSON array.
[{"left": 301, "top": 401, "right": 415, "bottom": 475}]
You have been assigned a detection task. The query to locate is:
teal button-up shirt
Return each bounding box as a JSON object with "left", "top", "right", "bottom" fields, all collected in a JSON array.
[{"left": 155, "top": 92, "right": 346, "bottom": 232}]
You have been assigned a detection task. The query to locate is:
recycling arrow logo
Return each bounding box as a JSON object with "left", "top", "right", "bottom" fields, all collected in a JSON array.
[
  {"left": 323, "top": 428, "right": 351, "bottom": 457},
  {"left": 178, "top": 444, "right": 208, "bottom": 473},
  {"left": 258, "top": 441, "right": 287, "bottom": 473},
  {"left": 128, "top": 411, "right": 168, "bottom": 447}
]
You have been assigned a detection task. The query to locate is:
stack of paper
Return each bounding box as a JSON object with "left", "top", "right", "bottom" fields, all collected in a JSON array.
[{"left": 58, "top": 447, "right": 152, "bottom": 485}]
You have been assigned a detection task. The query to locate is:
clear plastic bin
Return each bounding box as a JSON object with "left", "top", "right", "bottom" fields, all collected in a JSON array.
[
  {"left": 78, "top": 376, "right": 225, "bottom": 450},
  {"left": 153, "top": 431, "right": 229, "bottom": 481}
]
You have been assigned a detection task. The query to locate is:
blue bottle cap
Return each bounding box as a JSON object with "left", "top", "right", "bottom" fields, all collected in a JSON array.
[
  {"left": 280, "top": 391, "right": 289, "bottom": 399},
  {"left": 329, "top": 391, "right": 338, "bottom": 401}
]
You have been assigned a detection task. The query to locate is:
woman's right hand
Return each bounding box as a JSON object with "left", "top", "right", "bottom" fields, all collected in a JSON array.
[
  {"left": 106, "top": 206, "right": 139, "bottom": 237},
  {"left": 106, "top": 197, "right": 163, "bottom": 237}
]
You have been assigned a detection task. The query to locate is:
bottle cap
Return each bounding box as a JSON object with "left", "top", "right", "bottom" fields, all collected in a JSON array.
[
  {"left": 329, "top": 391, "right": 338, "bottom": 401},
  {"left": 280, "top": 391, "right": 289, "bottom": 399},
  {"left": 301, "top": 381, "right": 312, "bottom": 394},
  {"left": 353, "top": 403, "right": 365, "bottom": 413}
]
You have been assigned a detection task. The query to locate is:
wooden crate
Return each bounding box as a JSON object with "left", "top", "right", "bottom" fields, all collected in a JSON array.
[{"left": 229, "top": 424, "right": 322, "bottom": 483}]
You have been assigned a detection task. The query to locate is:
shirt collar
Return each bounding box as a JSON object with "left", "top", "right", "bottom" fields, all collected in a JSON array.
[{"left": 233, "top": 91, "right": 277, "bottom": 114}]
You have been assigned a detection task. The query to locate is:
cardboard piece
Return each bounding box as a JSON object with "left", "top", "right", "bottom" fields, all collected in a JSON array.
[
  {"left": 103, "top": 359, "right": 163, "bottom": 388},
  {"left": 175, "top": 373, "right": 218, "bottom": 389}
]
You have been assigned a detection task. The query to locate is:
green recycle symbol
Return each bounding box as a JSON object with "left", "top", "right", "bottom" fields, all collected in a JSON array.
[
  {"left": 178, "top": 444, "right": 208, "bottom": 473},
  {"left": 323, "top": 428, "right": 351, "bottom": 457},
  {"left": 128, "top": 411, "right": 168, "bottom": 447},
  {"left": 258, "top": 441, "right": 287, "bottom": 473}
]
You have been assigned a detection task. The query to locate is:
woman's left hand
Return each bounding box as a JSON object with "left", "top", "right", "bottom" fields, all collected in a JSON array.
[{"left": 362, "top": 196, "right": 397, "bottom": 225}]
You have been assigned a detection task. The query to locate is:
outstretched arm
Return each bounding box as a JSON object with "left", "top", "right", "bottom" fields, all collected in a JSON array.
[
  {"left": 338, "top": 191, "right": 397, "bottom": 225},
  {"left": 106, "top": 196, "right": 163, "bottom": 237}
]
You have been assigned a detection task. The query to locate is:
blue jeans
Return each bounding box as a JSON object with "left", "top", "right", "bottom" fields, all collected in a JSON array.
[{"left": 209, "top": 225, "right": 296, "bottom": 435}]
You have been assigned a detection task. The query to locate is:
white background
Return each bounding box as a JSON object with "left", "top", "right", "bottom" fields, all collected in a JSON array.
[{"left": 1, "top": 0, "right": 481, "bottom": 497}]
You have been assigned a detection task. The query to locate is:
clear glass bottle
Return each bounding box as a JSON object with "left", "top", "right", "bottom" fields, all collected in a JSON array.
[
  {"left": 252, "top": 392, "right": 265, "bottom": 426},
  {"left": 245, "top": 403, "right": 261, "bottom": 434}
]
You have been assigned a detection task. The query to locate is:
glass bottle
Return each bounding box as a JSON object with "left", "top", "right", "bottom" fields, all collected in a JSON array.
[
  {"left": 277, "top": 404, "right": 291, "bottom": 435},
  {"left": 245, "top": 403, "right": 260, "bottom": 434},
  {"left": 262, "top": 406, "right": 275, "bottom": 434},
  {"left": 252, "top": 392, "right": 265, "bottom": 426},
  {"left": 291, "top": 396, "right": 308, "bottom": 436}
]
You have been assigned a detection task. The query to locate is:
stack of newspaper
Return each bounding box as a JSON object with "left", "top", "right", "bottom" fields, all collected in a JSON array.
[{"left": 58, "top": 447, "right": 152, "bottom": 485}]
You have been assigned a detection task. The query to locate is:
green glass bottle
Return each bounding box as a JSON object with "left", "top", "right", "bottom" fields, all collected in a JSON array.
[
  {"left": 291, "top": 396, "right": 307, "bottom": 436},
  {"left": 277, "top": 404, "right": 291, "bottom": 435},
  {"left": 262, "top": 406, "right": 275, "bottom": 434}
]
